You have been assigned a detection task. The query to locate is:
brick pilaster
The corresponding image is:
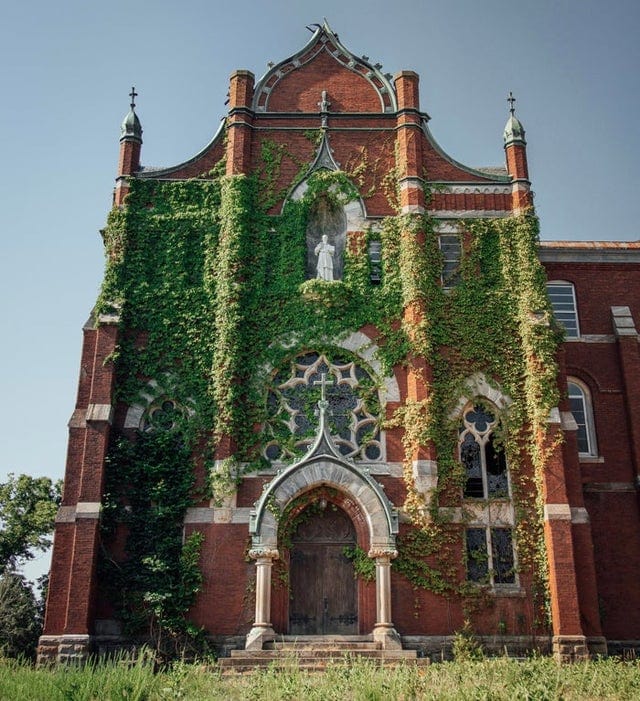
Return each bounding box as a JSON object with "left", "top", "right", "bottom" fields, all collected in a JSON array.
[
  {"left": 226, "top": 70, "right": 255, "bottom": 176},
  {"left": 612, "top": 307, "right": 640, "bottom": 485},
  {"left": 114, "top": 134, "right": 141, "bottom": 207},
  {"left": 394, "top": 71, "right": 425, "bottom": 214},
  {"left": 41, "top": 317, "right": 118, "bottom": 651},
  {"left": 541, "top": 418, "right": 589, "bottom": 659}
]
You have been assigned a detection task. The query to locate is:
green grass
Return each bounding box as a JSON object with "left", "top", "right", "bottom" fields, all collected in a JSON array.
[{"left": 1, "top": 655, "right": 639, "bottom": 700}]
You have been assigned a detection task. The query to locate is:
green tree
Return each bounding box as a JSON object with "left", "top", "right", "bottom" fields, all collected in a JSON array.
[
  {"left": 0, "top": 473, "right": 62, "bottom": 573},
  {"left": 0, "top": 571, "right": 41, "bottom": 658}
]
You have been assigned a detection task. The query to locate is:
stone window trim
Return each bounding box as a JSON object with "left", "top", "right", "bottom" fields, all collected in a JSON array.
[
  {"left": 547, "top": 280, "right": 580, "bottom": 339},
  {"left": 567, "top": 377, "right": 598, "bottom": 458},
  {"left": 123, "top": 376, "right": 195, "bottom": 431}
]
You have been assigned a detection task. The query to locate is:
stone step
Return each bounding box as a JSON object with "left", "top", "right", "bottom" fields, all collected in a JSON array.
[
  {"left": 227, "top": 649, "right": 418, "bottom": 660},
  {"left": 218, "top": 657, "right": 430, "bottom": 673},
  {"left": 266, "top": 641, "right": 382, "bottom": 651}
]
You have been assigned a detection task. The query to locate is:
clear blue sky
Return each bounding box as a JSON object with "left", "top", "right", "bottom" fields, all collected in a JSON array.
[{"left": 1, "top": 0, "right": 638, "bottom": 580}]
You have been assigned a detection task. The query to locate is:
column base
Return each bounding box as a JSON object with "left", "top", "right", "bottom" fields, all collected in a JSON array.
[
  {"left": 552, "top": 635, "right": 589, "bottom": 662},
  {"left": 372, "top": 624, "right": 402, "bottom": 650},
  {"left": 37, "top": 635, "right": 93, "bottom": 665},
  {"left": 245, "top": 625, "right": 276, "bottom": 651}
]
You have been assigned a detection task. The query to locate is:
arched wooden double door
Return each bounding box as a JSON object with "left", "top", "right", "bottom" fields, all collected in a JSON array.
[{"left": 289, "top": 505, "right": 358, "bottom": 635}]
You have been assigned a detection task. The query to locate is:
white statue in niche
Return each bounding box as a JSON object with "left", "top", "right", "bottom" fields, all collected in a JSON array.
[{"left": 314, "top": 234, "right": 335, "bottom": 281}]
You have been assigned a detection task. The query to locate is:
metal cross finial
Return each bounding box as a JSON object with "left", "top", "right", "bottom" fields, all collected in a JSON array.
[
  {"left": 129, "top": 86, "right": 138, "bottom": 110},
  {"left": 313, "top": 372, "right": 334, "bottom": 403},
  {"left": 507, "top": 91, "right": 516, "bottom": 114}
]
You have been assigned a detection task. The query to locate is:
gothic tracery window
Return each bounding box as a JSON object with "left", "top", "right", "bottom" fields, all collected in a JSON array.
[
  {"left": 264, "top": 352, "right": 382, "bottom": 462},
  {"left": 460, "top": 404, "right": 508, "bottom": 499},
  {"left": 143, "top": 399, "right": 182, "bottom": 432},
  {"left": 460, "top": 401, "right": 516, "bottom": 587}
]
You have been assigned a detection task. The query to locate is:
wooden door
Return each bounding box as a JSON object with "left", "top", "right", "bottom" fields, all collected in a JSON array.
[{"left": 289, "top": 506, "right": 358, "bottom": 635}]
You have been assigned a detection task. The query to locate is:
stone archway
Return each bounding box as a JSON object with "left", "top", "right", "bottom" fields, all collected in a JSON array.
[{"left": 246, "top": 397, "right": 401, "bottom": 650}]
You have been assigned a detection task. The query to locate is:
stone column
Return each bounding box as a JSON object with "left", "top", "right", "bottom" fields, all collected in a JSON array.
[
  {"left": 369, "top": 548, "right": 402, "bottom": 650},
  {"left": 245, "top": 548, "right": 279, "bottom": 650}
]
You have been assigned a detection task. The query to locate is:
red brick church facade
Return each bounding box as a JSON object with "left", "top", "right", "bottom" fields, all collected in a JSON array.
[{"left": 39, "top": 23, "right": 640, "bottom": 663}]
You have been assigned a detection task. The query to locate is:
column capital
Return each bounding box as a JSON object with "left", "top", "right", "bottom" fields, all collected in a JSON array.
[
  {"left": 248, "top": 547, "right": 279, "bottom": 561},
  {"left": 368, "top": 547, "right": 398, "bottom": 559}
]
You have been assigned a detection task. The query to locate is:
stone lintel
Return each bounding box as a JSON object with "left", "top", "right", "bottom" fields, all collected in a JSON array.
[
  {"left": 546, "top": 407, "right": 561, "bottom": 425},
  {"left": 68, "top": 408, "right": 87, "bottom": 429},
  {"left": 570, "top": 507, "right": 590, "bottom": 524},
  {"left": 400, "top": 204, "right": 425, "bottom": 214},
  {"left": 55, "top": 506, "right": 77, "bottom": 523}
]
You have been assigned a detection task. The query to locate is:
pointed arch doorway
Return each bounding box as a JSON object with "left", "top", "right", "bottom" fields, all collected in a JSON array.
[{"left": 289, "top": 504, "right": 358, "bottom": 635}]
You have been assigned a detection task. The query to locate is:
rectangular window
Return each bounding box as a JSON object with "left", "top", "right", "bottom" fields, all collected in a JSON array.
[
  {"left": 491, "top": 528, "right": 515, "bottom": 584},
  {"left": 439, "top": 234, "right": 461, "bottom": 289},
  {"left": 466, "top": 528, "right": 515, "bottom": 585},
  {"left": 547, "top": 282, "right": 579, "bottom": 338},
  {"left": 466, "top": 528, "right": 489, "bottom": 583}
]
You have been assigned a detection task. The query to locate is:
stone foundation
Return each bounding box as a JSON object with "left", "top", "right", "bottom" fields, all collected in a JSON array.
[
  {"left": 37, "top": 635, "right": 93, "bottom": 665},
  {"left": 552, "top": 635, "right": 589, "bottom": 662}
]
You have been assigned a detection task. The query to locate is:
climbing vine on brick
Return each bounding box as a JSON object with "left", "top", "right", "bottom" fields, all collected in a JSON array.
[{"left": 97, "top": 139, "right": 560, "bottom": 638}]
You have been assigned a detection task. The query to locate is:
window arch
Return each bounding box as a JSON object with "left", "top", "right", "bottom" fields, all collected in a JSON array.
[
  {"left": 547, "top": 280, "right": 580, "bottom": 338},
  {"left": 567, "top": 378, "right": 597, "bottom": 457}
]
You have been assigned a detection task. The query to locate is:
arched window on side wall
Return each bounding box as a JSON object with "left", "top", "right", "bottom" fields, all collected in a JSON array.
[
  {"left": 547, "top": 281, "right": 580, "bottom": 338},
  {"left": 567, "top": 379, "right": 597, "bottom": 457}
]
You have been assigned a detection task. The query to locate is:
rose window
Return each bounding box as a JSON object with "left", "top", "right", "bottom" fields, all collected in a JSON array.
[{"left": 263, "top": 352, "right": 382, "bottom": 462}]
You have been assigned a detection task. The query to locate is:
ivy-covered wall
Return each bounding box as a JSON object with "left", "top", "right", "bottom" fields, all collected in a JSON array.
[{"left": 97, "top": 150, "right": 560, "bottom": 646}]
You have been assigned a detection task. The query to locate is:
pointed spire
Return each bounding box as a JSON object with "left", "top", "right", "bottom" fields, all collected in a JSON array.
[
  {"left": 503, "top": 91, "right": 525, "bottom": 145},
  {"left": 120, "top": 86, "right": 143, "bottom": 143}
]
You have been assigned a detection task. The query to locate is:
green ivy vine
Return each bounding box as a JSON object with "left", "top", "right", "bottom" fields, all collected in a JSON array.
[{"left": 97, "top": 135, "right": 560, "bottom": 639}]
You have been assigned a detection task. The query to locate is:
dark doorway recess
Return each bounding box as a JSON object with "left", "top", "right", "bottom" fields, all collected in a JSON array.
[{"left": 289, "top": 504, "right": 358, "bottom": 635}]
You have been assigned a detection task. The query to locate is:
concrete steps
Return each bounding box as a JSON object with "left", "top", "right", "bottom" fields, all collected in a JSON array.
[{"left": 218, "top": 636, "right": 429, "bottom": 673}]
